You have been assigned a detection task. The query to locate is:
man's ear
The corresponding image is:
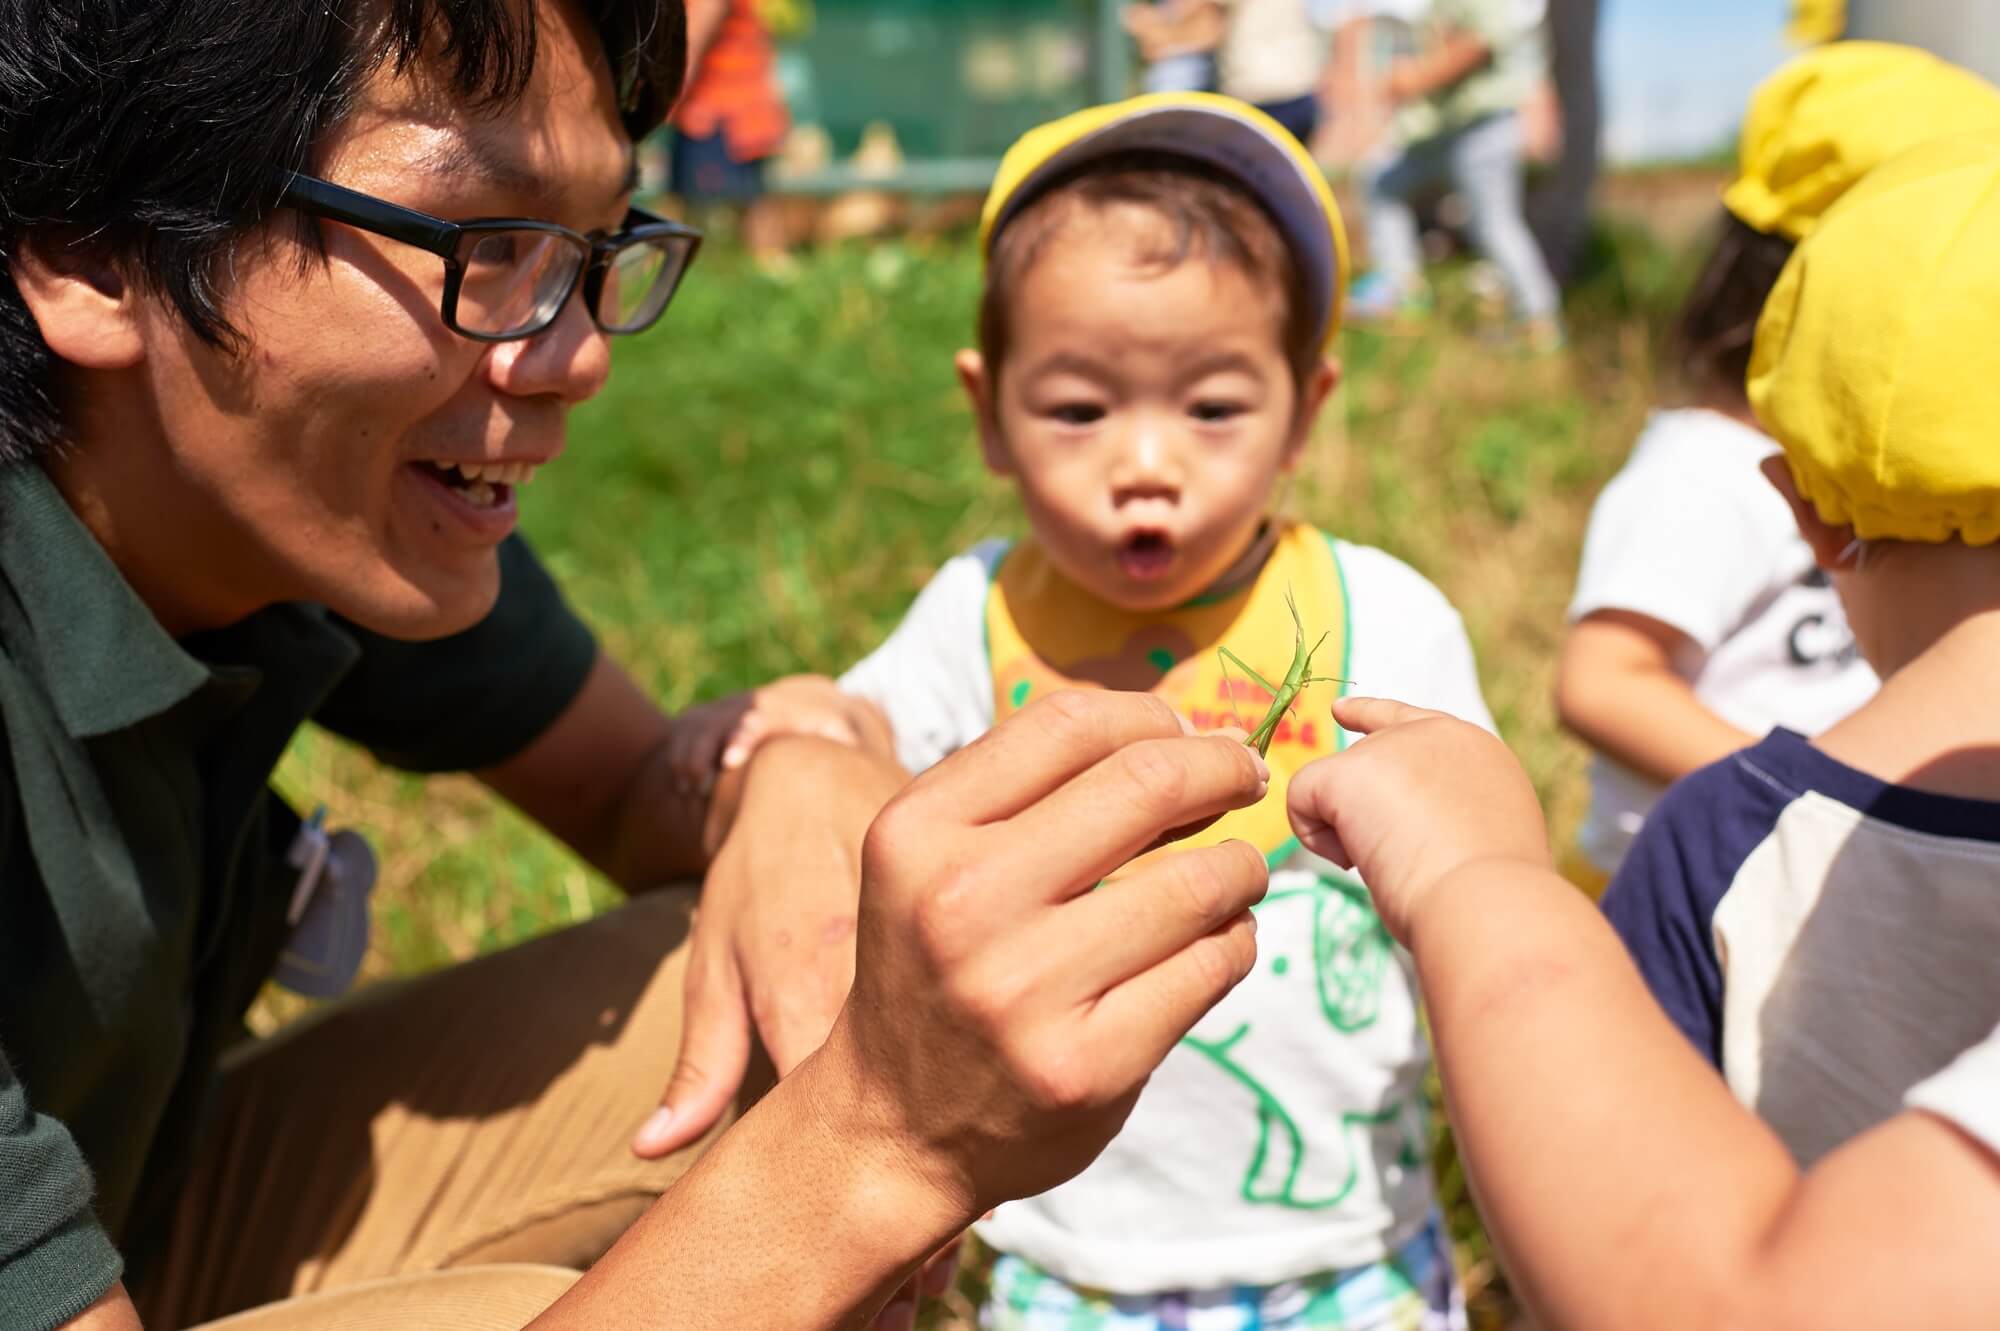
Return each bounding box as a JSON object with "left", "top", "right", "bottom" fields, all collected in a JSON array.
[
  {"left": 955, "top": 348, "right": 1013, "bottom": 477},
  {"left": 9, "top": 235, "right": 145, "bottom": 371},
  {"left": 1760, "top": 453, "right": 1857, "bottom": 571},
  {"left": 1282, "top": 356, "right": 1343, "bottom": 469}
]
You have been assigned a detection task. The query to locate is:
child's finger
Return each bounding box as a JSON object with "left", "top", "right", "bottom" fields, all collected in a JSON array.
[
  {"left": 721, "top": 713, "right": 771, "bottom": 770},
  {"left": 1286, "top": 759, "right": 1358, "bottom": 870},
  {"left": 1295, "top": 820, "right": 1355, "bottom": 870},
  {"left": 1330, "top": 695, "right": 1450, "bottom": 736},
  {"left": 806, "top": 715, "right": 865, "bottom": 748}
]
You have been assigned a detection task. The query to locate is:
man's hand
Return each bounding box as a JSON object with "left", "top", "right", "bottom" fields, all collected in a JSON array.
[
  {"left": 822, "top": 690, "right": 1271, "bottom": 1216},
  {"left": 635, "top": 734, "right": 907, "bottom": 1157},
  {"left": 537, "top": 693, "right": 1269, "bottom": 1331},
  {"left": 1286, "top": 697, "right": 1548, "bottom": 944}
]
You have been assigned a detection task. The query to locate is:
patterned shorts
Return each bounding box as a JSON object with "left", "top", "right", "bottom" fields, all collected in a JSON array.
[{"left": 982, "top": 1212, "right": 1467, "bottom": 1331}]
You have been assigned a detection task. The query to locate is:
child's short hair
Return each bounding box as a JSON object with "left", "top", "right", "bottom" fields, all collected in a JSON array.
[
  {"left": 1669, "top": 212, "right": 1798, "bottom": 410},
  {"left": 978, "top": 152, "right": 1318, "bottom": 395}
]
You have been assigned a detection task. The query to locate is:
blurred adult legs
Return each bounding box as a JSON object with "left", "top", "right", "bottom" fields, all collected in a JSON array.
[
  {"left": 1361, "top": 138, "right": 1440, "bottom": 301},
  {"left": 1362, "top": 113, "right": 1562, "bottom": 323},
  {"left": 1454, "top": 113, "right": 1562, "bottom": 322}
]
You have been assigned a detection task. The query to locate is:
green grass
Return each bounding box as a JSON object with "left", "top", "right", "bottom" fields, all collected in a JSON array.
[{"left": 269, "top": 220, "right": 1697, "bottom": 1327}]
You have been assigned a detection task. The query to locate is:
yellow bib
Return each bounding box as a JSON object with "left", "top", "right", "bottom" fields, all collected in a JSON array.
[{"left": 987, "top": 523, "right": 1350, "bottom": 866}]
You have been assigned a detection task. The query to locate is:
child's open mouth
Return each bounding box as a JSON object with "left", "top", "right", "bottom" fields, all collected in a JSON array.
[{"left": 1118, "top": 529, "right": 1176, "bottom": 581}]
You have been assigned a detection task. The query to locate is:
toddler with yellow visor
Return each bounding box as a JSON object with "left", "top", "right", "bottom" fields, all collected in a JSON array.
[
  {"left": 1553, "top": 42, "right": 2000, "bottom": 892},
  {"left": 1602, "top": 128, "right": 2000, "bottom": 1168},
  {"left": 693, "top": 94, "right": 1492, "bottom": 1331},
  {"left": 861, "top": 92, "right": 1497, "bottom": 1331}
]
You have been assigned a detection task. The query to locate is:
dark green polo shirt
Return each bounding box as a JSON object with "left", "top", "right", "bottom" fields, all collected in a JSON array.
[{"left": 0, "top": 463, "right": 599, "bottom": 1331}]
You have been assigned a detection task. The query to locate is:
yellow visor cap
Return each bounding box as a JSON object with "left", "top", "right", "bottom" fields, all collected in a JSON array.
[
  {"left": 1726, "top": 41, "right": 2000, "bottom": 242},
  {"left": 1750, "top": 130, "right": 2000, "bottom": 546},
  {"left": 980, "top": 92, "right": 1351, "bottom": 353}
]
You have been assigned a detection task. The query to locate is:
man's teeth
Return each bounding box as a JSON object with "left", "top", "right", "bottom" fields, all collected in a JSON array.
[{"left": 435, "top": 460, "right": 539, "bottom": 488}]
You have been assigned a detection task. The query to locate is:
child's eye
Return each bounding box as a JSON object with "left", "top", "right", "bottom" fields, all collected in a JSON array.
[
  {"left": 1051, "top": 403, "right": 1106, "bottom": 426},
  {"left": 1190, "top": 400, "right": 1247, "bottom": 423}
]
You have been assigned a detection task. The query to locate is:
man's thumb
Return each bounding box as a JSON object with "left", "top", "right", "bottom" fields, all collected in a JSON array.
[{"left": 633, "top": 954, "right": 752, "bottom": 1158}]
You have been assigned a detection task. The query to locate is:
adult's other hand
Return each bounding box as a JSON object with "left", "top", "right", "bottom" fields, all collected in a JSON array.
[{"left": 635, "top": 734, "right": 906, "bottom": 1158}]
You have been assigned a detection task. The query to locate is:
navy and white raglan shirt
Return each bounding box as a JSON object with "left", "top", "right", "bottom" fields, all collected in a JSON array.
[{"left": 1604, "top": 729, "right": 2000, "bottom": 1167}]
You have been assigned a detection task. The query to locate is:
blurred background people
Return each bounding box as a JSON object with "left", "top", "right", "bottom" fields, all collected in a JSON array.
[
  {"left": 1215, "top": 0, "right": 1336, "bottom": 145},
  {"left": 1528, "top": 0, "right": 1597, "bottom": 283},
  {"left": 1122, "top": 0, "right": 1225, "bottom": 94},
  {"left": 1347, "top": 0, "right": 1564, "bottom": 348},
  {"left": 676, "top": 0, "right": 795, "bottom": 271},
  {"left": 1124, "top": 0, "right": 1333, "bottom": 146}
]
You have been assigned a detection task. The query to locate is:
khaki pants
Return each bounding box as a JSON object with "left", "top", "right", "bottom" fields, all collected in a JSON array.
[{"left": 135, "top": 889, "right": 747, "bottom": 1330}]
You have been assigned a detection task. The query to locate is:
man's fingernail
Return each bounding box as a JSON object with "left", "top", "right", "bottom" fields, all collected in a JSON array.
[
  {"left": 722, "top": 745, "right": 745, "bottom": 768},
  {"left": 1249, "top": 750, "right": 1270, "bottom": 782},
  {"left": 876, "top": 1299, "right": 916, "bottom": 1331},
  {"left": 633, "top": 1107, "right": 676, "bottom": 1154}
]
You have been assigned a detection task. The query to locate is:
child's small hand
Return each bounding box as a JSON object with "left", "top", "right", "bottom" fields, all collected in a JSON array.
[
  {"left": 667, "top": 676, "right": 896, "bottom": 795},
  {"left": 1286, "top": 697, "right": 1550, "bottom": 943},
  {"left": 725, "top": 675, "right": 896, "bottom": 771}
]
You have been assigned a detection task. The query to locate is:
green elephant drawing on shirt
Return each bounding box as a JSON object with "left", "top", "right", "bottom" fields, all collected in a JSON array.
[{"left": 1181, "top": 877, "right": 1419, "bottom": 1209}]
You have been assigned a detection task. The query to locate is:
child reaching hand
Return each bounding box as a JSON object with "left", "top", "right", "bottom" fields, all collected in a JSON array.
[
  {"left": 1287, "top": 694, "right": 2000, "bottom": 1331},
  {"left": 1292, "top": 138, "right": 2000, "bottom": 1301},
  {"left": 1554, "top": 43, "right": 2000, "bottom": 890},
  {"left": 1602, "top": 129, "right": 2000, "bottom": 1168},
  {"left": 702, "top": 93, "right": 1493, "bottom": 1331}
]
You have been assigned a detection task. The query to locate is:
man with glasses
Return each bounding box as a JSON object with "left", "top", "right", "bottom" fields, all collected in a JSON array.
[{"left": 0, "top": 4, "right": 1273, "bottom": 1330}]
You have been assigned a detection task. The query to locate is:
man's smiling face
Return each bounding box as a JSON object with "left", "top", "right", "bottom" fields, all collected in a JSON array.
[{"left": 109, "top": 0, "right": 639, "bottom": 639}]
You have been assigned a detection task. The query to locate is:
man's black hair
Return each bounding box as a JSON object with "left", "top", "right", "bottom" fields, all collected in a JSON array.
[{"left": 0, "top": 0, "right": 687, "bottom": 465}]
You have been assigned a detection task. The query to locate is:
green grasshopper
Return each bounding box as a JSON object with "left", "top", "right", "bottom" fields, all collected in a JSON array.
[{"left": 1218, "top": 590, "right": 1349, "bottom": 758}]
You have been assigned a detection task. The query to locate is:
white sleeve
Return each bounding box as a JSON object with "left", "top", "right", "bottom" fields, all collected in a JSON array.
[
  {"left": 1568, "top": 428, "right": 1792, "bottom": 652},
  {"left": 1907, "top": 1021, "right": 2000, "bottom": 1157},
  {"left": 1335, "top": 542, "right": 1497, "bottom": 738},
  {"left": 839, "top": 543, "right": 1002, "bottom": 776}
]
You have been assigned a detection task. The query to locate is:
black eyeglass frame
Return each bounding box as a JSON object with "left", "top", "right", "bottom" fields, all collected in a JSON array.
[{"left": 279, "top": 173, "right": 703, "bottom": 342}]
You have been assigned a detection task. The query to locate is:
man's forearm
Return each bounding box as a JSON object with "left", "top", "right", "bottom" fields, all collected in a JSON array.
[
  {"left": 1410, "top": 862, "right": 1800, "bottom": 1329},
  {"left": 529, "top": 1035, "right": 963, "bottom": 1330}
]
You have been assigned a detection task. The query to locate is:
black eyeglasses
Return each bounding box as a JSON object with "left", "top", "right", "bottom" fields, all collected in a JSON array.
[{"left": 279, "top": 173, "right": 702, "bottom": 342}]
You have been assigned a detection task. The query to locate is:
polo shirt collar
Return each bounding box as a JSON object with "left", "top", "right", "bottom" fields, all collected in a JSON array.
[{"left": 0, "top": 462, "right": 211, "bottom": 737}]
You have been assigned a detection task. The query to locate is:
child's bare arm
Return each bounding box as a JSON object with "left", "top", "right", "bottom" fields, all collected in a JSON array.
[
  {"left": 1287, "top": 698, "right": 2000, "bottom": 1331},
  {"left": 1556, "top": 610, "right": 1756, "bottom": 784}
]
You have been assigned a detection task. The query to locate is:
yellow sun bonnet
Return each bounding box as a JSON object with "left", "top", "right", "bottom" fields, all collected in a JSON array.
[
  {"left": 1726, "top": 41, "right": 2000, "bottom": 242},
  {"left": 1749, "top": 131, "right": 2000, "bottom": 546}
]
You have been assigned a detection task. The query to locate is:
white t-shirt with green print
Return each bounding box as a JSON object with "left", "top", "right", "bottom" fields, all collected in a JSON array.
[{"left": 841, "top": 538, "right": 1494, "bottom": 1291}]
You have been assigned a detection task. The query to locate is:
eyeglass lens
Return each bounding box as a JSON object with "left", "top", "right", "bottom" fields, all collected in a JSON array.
[
  {"left": 597, "top": 237, "right": 681, "bottom": 334},
  {"left": 451, "top": 229, "right": 691, "bottom": 338},
  {"left": 455, "top": 230, "right": 588, "bottom": 337}
]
